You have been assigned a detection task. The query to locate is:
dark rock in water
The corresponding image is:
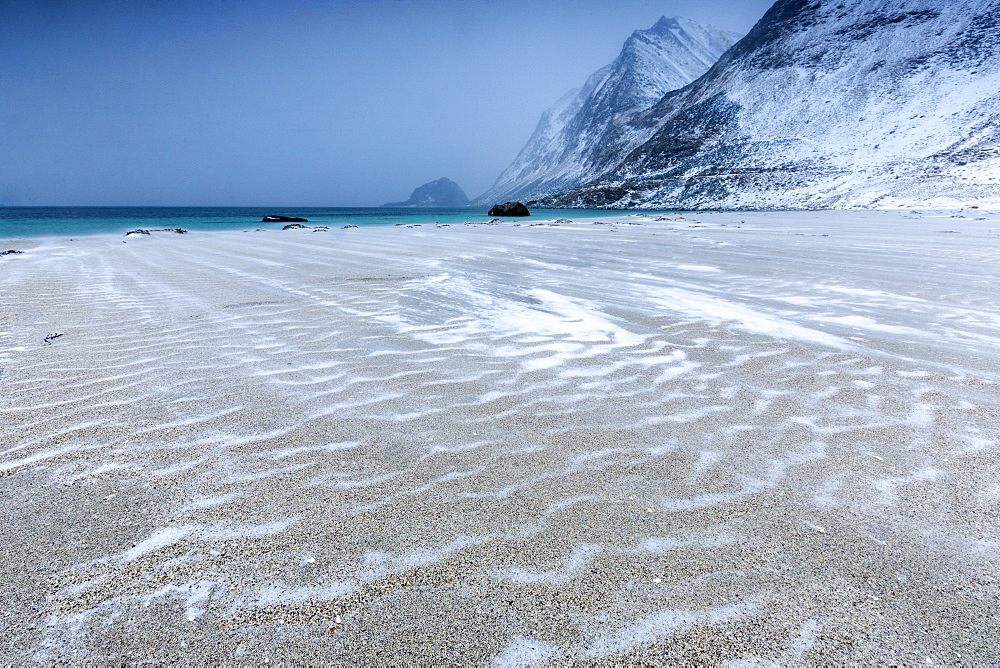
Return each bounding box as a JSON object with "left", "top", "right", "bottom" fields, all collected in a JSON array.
[
  {"left": 488, "top": 202, "right": 530, "bottom": 217},
  {"left": 124, "top": 228, "right": 187, "bottom": 236},
  {"left": 282, "top": 223, "right": 309, "bottom": 230},
  {"left": 263, "top": 215, "right": 309, "bottom": 222},
  {"left": 342, "top": 224, "right": 359, "bottom": 229},
  {"left": 382, "top": 178, "right": 471, "bottom": 208},
  {"left": 1, "top": 249, "right": 24, "bottom": 255}
]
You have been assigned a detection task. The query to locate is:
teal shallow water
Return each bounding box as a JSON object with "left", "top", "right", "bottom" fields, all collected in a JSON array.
[{"left": 0, "top": 207, "right": 639, "bottom": 239}]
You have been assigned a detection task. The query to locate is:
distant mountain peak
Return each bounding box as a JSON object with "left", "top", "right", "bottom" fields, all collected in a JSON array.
[
  {"left": 473, "top": 16, "right": 740, "bottom": 206},
  {"left": 647, "top": 15, "right": 695, "bottom": 33},
  {"left": 383, "top": 177, "right": 470, "bottom": 208}
]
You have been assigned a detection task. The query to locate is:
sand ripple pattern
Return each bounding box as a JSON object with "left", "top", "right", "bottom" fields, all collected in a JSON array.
[{"left": 1, "top": 211, "right": 999, "bottom": 663}]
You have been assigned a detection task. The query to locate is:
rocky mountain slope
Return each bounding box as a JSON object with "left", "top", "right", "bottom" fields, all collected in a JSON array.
[
  {"left": 474, "top": 17, "right": 738, "bottom": 206},
  {"left": 534, "top": 0, "right": 1000, "bottom": 209},
  {"left": 383, "top": 177, "right": 470, "bottom": 208}
]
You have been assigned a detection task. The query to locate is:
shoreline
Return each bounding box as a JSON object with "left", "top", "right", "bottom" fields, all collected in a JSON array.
[
  {"left": 0, "top": 207, "right": 654, "bottom": 242},
  {"left": 2, "top": 210, "right": 999, "bottom": 663},
  {"left": 0, "top": 205, "right": 995, "bottom": 244}
]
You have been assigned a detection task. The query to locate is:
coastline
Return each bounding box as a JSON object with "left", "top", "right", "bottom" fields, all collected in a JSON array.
[
  {"left": 2, "top": 210, "right": 999, "bottom": 663},
  {"left": 0, "top": 207, "right": 636, "bottom": 241}
]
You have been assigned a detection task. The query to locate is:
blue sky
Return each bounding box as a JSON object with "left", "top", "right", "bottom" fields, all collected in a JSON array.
[{"left": 1, "top": 0, "right": 774, "bottom": 206}]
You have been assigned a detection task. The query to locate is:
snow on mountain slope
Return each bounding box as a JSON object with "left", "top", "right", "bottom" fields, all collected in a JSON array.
[
  {"left": 534, "top": 0, "right": 1000, "bottom": 210},
  {"left": 474, "top": 17, "right": 739, "bottom": 206}
]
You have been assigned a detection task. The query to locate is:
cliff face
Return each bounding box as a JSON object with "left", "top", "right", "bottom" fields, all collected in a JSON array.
[
  {"left": 473, "top": 17, "right": 739, "bottom": 206},
  {"left": 534, "top": 0, "right": 1000, "bottom": 209},
  {"left": 383, "top": 178, "right": 470, "bottom": 208}
]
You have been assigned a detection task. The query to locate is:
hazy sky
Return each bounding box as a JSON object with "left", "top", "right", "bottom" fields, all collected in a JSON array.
[{"left": 1, "top": 0, "right": 774, "bottom": 206}]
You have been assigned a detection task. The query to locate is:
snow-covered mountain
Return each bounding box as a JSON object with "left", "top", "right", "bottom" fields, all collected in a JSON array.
[
  {"left": 534, "top": 0, "right": 1000, "bottom": 210},
  {"left": 382, "top": 177, "right": 470, "bottom": 208},
  {"left": 474, "top": 17, "right": 739, "bottom": 206}
]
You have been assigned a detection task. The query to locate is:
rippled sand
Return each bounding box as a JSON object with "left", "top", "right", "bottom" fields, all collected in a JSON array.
[{"left": 2, "top": 211, "right": 999, "bottom": 663}]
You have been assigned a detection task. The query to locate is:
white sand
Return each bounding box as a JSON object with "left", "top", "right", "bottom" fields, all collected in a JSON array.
[{"left": 1, "top": 210, "right": 999, "bottom": 663}]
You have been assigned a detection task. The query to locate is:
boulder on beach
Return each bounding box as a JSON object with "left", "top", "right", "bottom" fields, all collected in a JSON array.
[
  {"left": 1, "top": 249, "right": 24, "bottom": 256},
  {"left": 282, "top": 223, "right": 309, "bottom": 230},
  {"left": 263, "top": 215, "right": 309, "bottom": 222},
  {"left": 488, "top": 202, "right": 530, "bottom": 217}
]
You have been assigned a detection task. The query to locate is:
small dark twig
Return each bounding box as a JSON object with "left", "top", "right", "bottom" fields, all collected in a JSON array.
[{"left": 43, "top": 332, "right": 64, "bottom": 345}]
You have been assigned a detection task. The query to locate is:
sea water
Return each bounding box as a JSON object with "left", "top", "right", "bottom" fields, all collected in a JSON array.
[{"left": 0, "top": 206, "right": 629, "bottom": 239}]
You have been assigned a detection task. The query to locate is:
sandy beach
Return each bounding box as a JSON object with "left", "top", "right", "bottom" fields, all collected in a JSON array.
[{"left": 2, "top": 210, "right": 999, "bottom": 664}]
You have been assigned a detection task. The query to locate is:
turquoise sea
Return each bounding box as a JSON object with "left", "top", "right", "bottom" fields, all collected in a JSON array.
[{"left": 0, "top": 207, "right": 634, "bottom": 239}]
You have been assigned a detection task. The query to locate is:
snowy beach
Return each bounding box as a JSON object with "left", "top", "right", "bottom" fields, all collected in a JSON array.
[{"left": 2, "top": 210, "right": 999, "bottom": 663}]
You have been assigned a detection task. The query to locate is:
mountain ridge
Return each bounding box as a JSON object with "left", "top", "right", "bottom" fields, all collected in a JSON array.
[
  {"left": 473, "top": 17, "right": 739, "bottom": 206},
  {"left": 532, "top": 0, "right": 1000, "bottom": 209}
]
